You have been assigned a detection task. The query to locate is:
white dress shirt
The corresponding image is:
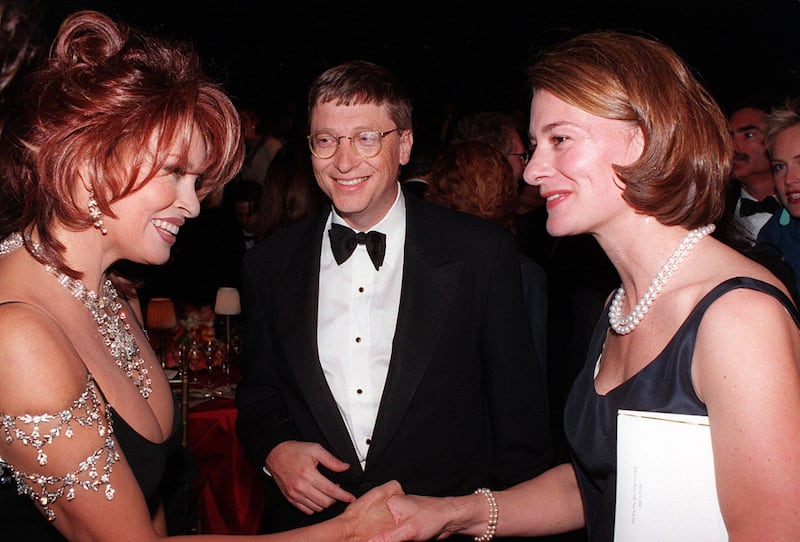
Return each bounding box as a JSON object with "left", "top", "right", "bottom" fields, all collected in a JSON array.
[
  {"left": 317, "top": 189, "right": 406, "bottom": 468},
  {"left": 736, "top": 188, "right": 778, "bottom": 242}
]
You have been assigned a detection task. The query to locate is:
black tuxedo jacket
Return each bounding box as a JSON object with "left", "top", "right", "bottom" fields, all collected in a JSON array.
[{"left": 235, "top": 190, "right": 552, "bottom": 530}]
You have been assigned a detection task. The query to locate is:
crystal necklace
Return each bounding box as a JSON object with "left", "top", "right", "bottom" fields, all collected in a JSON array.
[
  {"left": 608, "top": 224, "right": 715, "bottom": 335},
  {"left": 0, "top": 231, "right": 24, "bottom": 255},
  {"left": 47, "top": 271, "right": 153, "bottom": 399},
  {"left": 0, "top": 231, "right": 152, "bottom": 398}
]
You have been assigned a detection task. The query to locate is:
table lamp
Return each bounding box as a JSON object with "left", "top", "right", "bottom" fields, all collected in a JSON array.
[
  {"left": 145, "top": 297, "right": 177, "bottom": 368},
  {"left": 214, "top": 287, "right": 241, "bottom": 382}
]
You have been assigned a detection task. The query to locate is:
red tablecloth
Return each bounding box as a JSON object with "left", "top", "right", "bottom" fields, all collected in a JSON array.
[{"left": 188, "top": 398, "right": 264, "bottom": 534}]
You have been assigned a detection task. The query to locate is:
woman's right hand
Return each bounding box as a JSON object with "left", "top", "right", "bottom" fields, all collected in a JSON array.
[
  {"left": 368, "top": 493, "right": 458, "bottom": 542},
  {"left": 339, "top": 480, "right": 405, "bottom": 542}
]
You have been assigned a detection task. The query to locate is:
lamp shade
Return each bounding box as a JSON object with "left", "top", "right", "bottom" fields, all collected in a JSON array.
[
  {"left": 146, "top": 297, "right": 177, "bottom": 329},
  {"left": 214, "top": 287, "right": 241, "bottom": 315}
]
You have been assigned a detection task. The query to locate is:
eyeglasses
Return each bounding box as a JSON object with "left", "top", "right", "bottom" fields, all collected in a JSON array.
[
  {"left": 307, "top": 128, "right": 401, "bottom": 159},
  {"left": 507, "top": 152, "right": 530, "bottom": 165}
]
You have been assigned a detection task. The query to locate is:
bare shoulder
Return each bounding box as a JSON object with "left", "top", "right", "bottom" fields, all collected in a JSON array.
[
  {"left": 699, "top": 274, "right": 797, "bottom": 345},
  {"left": 689, "top": 250, "right": 800, "bottom": 536},
  {"left": 0, "top": 302, "right": 88, "bottom": 415},
  {"left": 691, "top": 240, "right": 796, "bottom": 320},
  {"left": 692, "top": 276, "right": 800, "bottom": 401},
  {"left": 703, "top": 283, "right": 797, "bottom": 328}
]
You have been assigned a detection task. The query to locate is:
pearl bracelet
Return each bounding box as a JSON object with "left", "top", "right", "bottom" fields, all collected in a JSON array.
[{"left": 473, "top": 488, "right": 498, "bottom": 542}]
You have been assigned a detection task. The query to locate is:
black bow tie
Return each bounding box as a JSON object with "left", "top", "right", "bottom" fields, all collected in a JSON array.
[
  {"left": 740, "top": 197, "right": 780, "bottom": 217},
  {"left": 329, "top": 223, "right": 386, "bottom": 271}
]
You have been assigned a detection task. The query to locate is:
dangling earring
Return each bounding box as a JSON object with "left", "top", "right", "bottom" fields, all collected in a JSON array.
[{"left": 88, "top": 191, "right": 108, "bottom": 235}]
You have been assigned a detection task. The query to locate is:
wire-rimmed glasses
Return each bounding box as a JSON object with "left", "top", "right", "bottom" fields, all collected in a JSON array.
[
  {"left": 507, "top": 151, "right": 530, "bottom": 165},
  {"left": 307, "top": 128, "right": 401, "bottom": 159}
]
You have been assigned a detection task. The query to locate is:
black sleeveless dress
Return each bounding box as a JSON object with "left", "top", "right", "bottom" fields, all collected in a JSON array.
[
  {"left": 0, "top": 398, "right": 182, "bottom": 540},
  {"left": 563, "top": 277, "right": 800, "bottom": 542}
]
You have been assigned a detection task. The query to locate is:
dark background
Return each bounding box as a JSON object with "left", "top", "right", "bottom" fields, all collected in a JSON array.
[{"left": 41, "top": 0, "right": 800, "bottom": 134}]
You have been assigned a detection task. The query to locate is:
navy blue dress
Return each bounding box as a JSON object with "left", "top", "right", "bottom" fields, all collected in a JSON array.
[{"left": 563, "top": 277, "right": 799, "bottom": 541}]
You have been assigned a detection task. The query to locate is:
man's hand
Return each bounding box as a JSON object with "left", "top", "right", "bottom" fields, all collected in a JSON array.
[{"left": 266, "top": 440, "right": 356, "bottom": 514}]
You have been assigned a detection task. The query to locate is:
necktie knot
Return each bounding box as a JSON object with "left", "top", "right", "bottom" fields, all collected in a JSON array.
[
  {"left": 740, "top": 196, "right": 780, "bottom": 217},
  {"left": 329, "top": 223, "right": 386, "bottom": 270}
]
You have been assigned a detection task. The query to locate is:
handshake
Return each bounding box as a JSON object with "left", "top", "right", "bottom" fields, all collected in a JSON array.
[{"left": 335, "top": 481, "right": 457, "bottom": 542}]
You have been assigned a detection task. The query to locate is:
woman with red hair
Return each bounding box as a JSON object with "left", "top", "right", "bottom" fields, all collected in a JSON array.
[{"left": 0, "top": 10, "right": 397, "bottom": 541}]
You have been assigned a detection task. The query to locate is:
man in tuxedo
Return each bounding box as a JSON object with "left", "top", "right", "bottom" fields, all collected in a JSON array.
[
  {"left": 725, "top": 103, "right": 781, "bottom": 242},
  {"left": 231, "top": 179, "right": 261, "bottom": 250},
  {"left": 235, "top": 60, "right": 552, "bottom": 534}
]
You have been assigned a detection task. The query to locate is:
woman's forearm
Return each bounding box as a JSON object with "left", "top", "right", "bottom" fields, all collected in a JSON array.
[{"left": 491, "top": 463, "right": 585, "bottom": 537}]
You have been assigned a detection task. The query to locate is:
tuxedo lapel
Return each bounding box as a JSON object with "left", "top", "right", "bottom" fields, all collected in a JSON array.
[
  {"left": 276, "top": 211, "right": 361, "bottom": 467},
  {"left": 367, "top": 196, "right": 465, "bottom": 467}
]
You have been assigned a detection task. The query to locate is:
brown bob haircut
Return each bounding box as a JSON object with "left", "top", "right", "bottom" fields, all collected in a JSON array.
[
  {"left": 529, "top": 31, "right": 732, "bottom": 228},
  {"left": 10, "top": 10, "right": 243, "bottom": 276},
  {"left": 307, "top": 60, "right": 413, "bottom": 131}
]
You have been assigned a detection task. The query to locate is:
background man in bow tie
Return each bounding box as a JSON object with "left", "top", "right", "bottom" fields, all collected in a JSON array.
[
  {"left": 235, "top": 60, "right": 552, "bottom": 535},
  {"left": 725, "top": 102, "right": 781, "bottom": 242}
]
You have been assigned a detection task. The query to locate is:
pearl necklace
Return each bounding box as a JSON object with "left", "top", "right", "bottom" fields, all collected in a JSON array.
[
  {"left": 0, "top": 231, "right": 152, "bottom": 398},
  {"left": 608, "top": 224, "right": 715, "bottom": 335}
]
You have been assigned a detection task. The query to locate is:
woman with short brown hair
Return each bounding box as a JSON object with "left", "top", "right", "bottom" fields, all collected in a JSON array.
[{"left": 372, "top": 31, "right": 800, "bottom": 542}]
